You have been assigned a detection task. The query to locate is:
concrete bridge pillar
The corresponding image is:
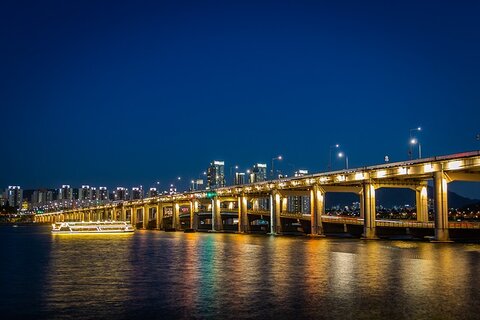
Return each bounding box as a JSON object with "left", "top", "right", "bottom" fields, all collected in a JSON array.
[
  {"left": 237, "top": 195, "right": 248, "bottom": 233},
  {"left": 121, "top": 206, "right": 126, "bottom": 221},
  {"left": 212, "top": 197, "right": 222, "bottom": 231},
  {"left": 237, "top": 196, "right": 242, "bottom": 232},
  {"left": 360, "top": 191, "right": 365, "bottom": 219},
  {"left": 131, "top": 206, "right": 136, "bottom": 226},
  {"left": 433, "top": 171, "right": 450, "bottom": 242},
  {"left": 142, "top": 206, "right": 148, "bottom": 229},
  {"left": 253, "top": 199, "right": 259, "bottom": 211},
  {"left": 241, "top": 195, "right": 249, "bottom": 232},
  {"left": 270, "top": 191, "right": 282, "bottom": 234},
  {"left": 310, "top": 185, "right": 325, "bottom": 236},
  {"left": 173, "top": 203, "right": 180, "bottom": 230},
  {"left": 281, "top": 197, "right": 288, "bottom": 212},
  {"left": 189, "top": 201, "right": 195, "bottom": 229},
  {"left": 156, "top": 204, "right": 163, "bottom": 230},
  {"left": 415, "top": 185, "right": 429, "bottom": 222},
  {"left": 193, "top": 201, "right": 199, "bottom": 230},
  {"left": 362, "top": 183, "right": 378, "bottom": 239}
]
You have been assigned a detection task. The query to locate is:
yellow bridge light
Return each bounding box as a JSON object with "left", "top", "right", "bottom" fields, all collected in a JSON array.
[{"left": 447, "top": 160, "right": 463, "bottom": 170}]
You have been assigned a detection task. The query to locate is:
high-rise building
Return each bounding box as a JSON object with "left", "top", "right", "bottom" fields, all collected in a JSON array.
[
  {"left": 46, "top": 190, "right": 54, "bottom": 202},
  {"left": 6, "top": 186, "right": 23, "bottom": 208},
  {"left": 249, "top": 163, "right": 267, "bottom": 183},
  {"left": 59, "top": 185, "right": 73, "bottom": 200},
  {"left": 32, "top": 189, "right": 49, "bottom": 205},
  {"left": 147, "top": 188, "right": 158, "bottom": 198},
  {"left": 288, "top": 196, "right": 310, "bottom": 213},
  {"left": 207, "top": 160, "right": 225, "bottom": 189},
  {"left": 130, "top": 187, "right": 143, "bottom": 200},
  {"left": 72, "top": 188, "right": 79, "bottom": 200},
  {"left": 234, "top": 172, "right": 246, "bottom": 185},
  {"left": 31, "top": 190, "right": 39, "bottom": 205},
  {"left": 98, "top": 187, "right": 108, "bottom": 201},
  {"left": 288, "top": 170, "right": 310, "bottom": 214},
  {"left": 0, "top": 192, "right": 6, "bottom": 207},
  {"left": 114, "top": 187, "right": 128, "bottom": 201},
  {"left": 90, "top": 187, "right": 98, "bottom": 201},
  {"left": 79, "top": 185, "right": 91, "bottom": 201}
]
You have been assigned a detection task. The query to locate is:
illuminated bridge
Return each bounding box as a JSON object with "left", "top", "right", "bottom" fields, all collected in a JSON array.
[{"left": 35, "top": 151, "right": 480, "bottom": 242}]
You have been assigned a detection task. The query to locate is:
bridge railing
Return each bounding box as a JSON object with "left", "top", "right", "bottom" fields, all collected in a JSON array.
[{"left": 448, "top": 222, "right": 480, "bottom": 229}]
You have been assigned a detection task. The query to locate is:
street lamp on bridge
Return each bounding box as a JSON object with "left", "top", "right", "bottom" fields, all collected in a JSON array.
[
  {"left": 338, "top": 152, "right": 349, "bottom": 169},
  {"left": 409, "top": 127, "right": 421, "bottom": 160},
  {"left": 410, "top": 138, "right": 422, "bottom": 159},
  {"left": 328, "top": 144, "right": 340, "bottom": 171},
  {"left": 271, "top": 155, "right": 282, "bottom": 180}
]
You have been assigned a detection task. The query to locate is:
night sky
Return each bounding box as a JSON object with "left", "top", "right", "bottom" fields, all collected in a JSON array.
[{"left": 1, "top": 1, "right": 480, "bottom": 197}]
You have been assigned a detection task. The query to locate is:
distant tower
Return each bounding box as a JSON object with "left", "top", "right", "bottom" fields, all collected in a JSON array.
[
  {"left": 114, "top": 187, "right": 128, "bottom": 201},
  {"left": 130, "top": 187, "right": 143, "bottom": 200},
  {"left": 234, "top": 172, "right": 246, "bottom": 185},
  {"left": 90, "top": 187, "right": 98, "bottom": 201},
  {"left": 147, "top": 188, "right": 158, "bottom": 198},
  {"left": 249, "top": 163, "right": 267, "bottom": 183},
  {"left": 6, "top": 186, "right": 23, "bottom": 208},
  {"left": 59, "top": 185, "right": 73, "bottom": 201},
  {"left": 290, "top": 170, "right": 309, "bottom": 213},
  {"left": 98, "top": 187, "right": 108, "bottom": 201},
  {"left": 79, "top": 185, "right": 91, "bottom": 201},
  {"left": 207, "top": 160, "right": 225, "bottom": 189}
]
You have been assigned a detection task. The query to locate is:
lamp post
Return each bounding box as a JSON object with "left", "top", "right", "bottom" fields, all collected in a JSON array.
[
  {"left": 271, "top": 155, "right": 282, "bottom": 180},
  {"left": 338, "top": 152, "right": 349, "bottom": 169},
  {"left": 409, "top": 127, "right": 421, "bottom": 160},
  {"left": 329, "top": 144, "right": 340, "bottom": 171},
  {"left": 410, "top": 138, "right": 422, "bottom": 159},
  {"left": 170, "top": 177, "right": 181, "bottom": 193}
]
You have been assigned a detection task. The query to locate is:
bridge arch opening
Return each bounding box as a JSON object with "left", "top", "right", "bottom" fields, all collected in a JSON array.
[
  {"left": 447, "top": 181, "right": 480, "bottom": 222},
  {"left": 374, "top": 187, "right": 417, "bottom": 221}
]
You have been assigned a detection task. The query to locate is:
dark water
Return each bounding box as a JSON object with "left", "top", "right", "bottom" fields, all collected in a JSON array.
[{"left": 1, "top": 225, "right": 480, "bottom": 319}]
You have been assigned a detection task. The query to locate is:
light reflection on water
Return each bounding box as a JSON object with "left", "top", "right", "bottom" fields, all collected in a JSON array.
[{"left": 1, "top": 225, "right": 480, "bottom": 319}]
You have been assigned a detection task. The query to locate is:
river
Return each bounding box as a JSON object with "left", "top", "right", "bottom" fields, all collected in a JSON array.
[{"left": 1, "top": 224, "right": 480, "bottom": 319}]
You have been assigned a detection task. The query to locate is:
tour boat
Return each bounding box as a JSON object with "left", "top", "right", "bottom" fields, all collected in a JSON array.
[{"left": 51, "top": 221, "right": 135, "bottom": 234}]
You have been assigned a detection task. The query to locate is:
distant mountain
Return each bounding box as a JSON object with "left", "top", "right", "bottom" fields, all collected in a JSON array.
[{"left": 325, "top": 187, "right": 479, "bottom": 209}]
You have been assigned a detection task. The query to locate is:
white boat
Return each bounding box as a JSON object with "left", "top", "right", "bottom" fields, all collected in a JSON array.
[{"left": 51, "top": 221, "right": 135, "bottom": 234}]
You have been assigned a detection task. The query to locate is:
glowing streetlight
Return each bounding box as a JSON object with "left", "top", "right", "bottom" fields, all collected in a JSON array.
[
  {"left": 410, "top": 138, "right": 422, "bottom": 159},
  {"left": 271, "top": 155, "right": 283, "bottom": 180},
  {"left": 329, "top": 144, "right": 340, "bottom": 171},
  {"left": 338, "top": 152, "right": 349, "bottom": 169},
  {"left": 409, "top": 127, "right": 422, "bottom": 159}
]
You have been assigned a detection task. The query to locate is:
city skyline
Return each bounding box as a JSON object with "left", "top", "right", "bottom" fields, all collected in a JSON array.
[{"left": 2, "top": 1, "right": 479, "bottom": 198}]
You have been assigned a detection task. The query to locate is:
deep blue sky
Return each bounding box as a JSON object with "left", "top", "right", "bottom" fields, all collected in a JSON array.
[{"left": 1, "top": 0, "right": 480, "bottom": 197}]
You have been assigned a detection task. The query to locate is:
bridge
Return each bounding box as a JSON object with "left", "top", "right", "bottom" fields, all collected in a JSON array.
[{"left": 35, "top": 150, "right": 480, "bottom": 241}]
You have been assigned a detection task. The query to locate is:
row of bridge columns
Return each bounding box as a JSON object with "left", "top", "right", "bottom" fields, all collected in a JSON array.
[{"left": 36, "top": 172, "right": 451, "bottom": 241}]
